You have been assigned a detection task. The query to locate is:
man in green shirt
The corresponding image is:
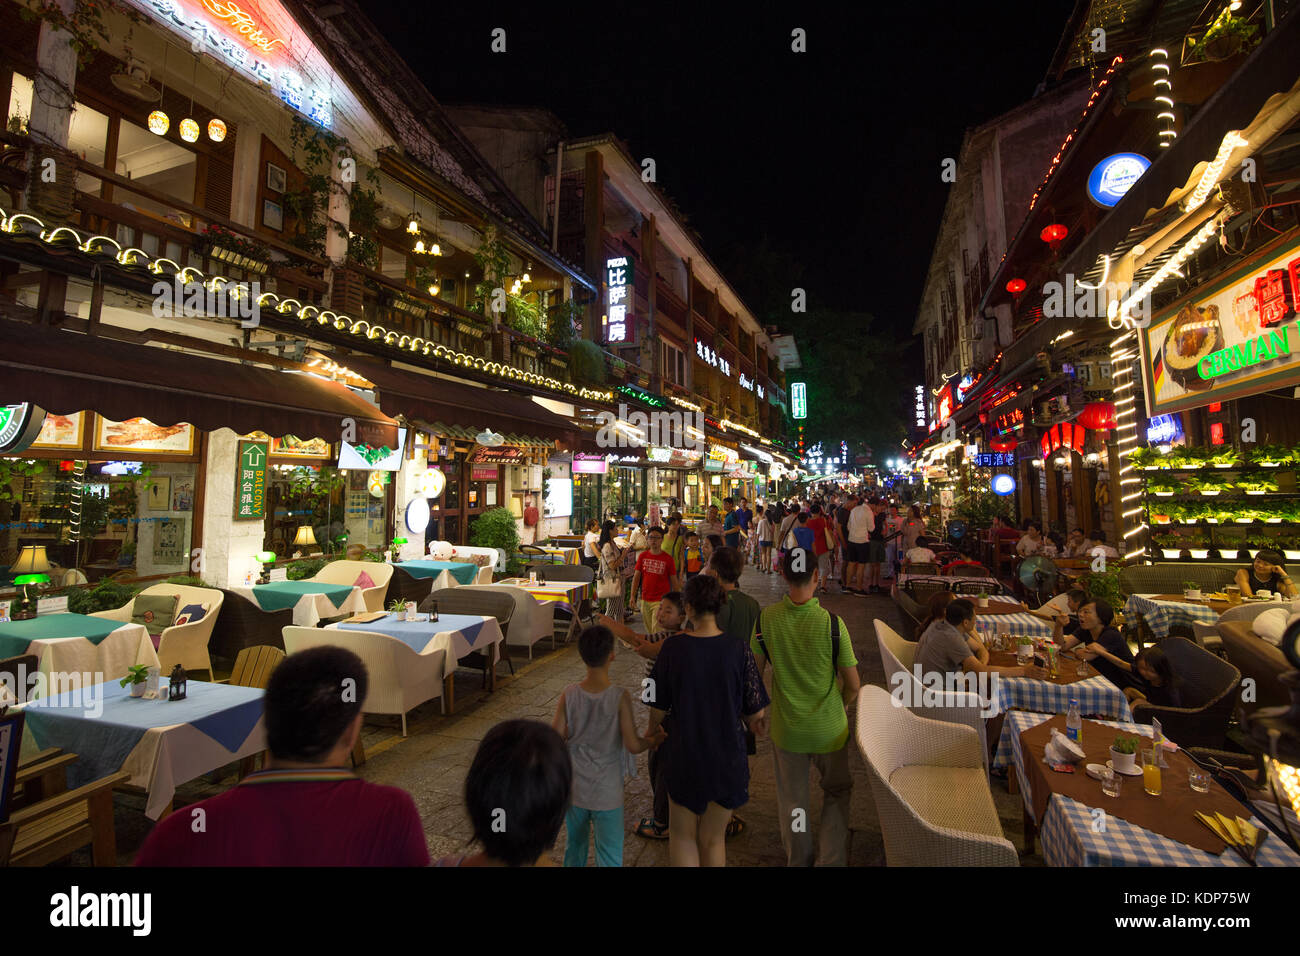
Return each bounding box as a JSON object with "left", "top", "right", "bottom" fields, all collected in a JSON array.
[{"left": 751, "top": 546, "right": 860, "bottom": 866}]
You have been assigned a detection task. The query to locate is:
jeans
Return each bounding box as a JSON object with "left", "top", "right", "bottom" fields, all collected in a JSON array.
[
  {"left": 772, "top": 743, "right": 853, "bottom": 866},
  {"left": 564, "top": 806, "right": 624, "bottom": 866}
]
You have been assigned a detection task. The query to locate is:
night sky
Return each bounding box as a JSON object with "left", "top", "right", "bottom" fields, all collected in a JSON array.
[{"left": 362, "top": 0, "right": 1074, "bottom": 345}]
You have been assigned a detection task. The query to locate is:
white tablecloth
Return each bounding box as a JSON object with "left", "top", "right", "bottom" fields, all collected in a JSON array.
[
  {"left": 231, "top": 585, "right": 367, "bottom": 627},
  {"left": 330, "top": 613, "right": 505, "bottom": 681},
  {"left": 13, "top": 622, "right": 159, "bottom": 698}
]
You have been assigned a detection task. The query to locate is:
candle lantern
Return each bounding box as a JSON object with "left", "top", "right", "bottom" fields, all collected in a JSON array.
[{"left": 168, "top": 664, "right": 188, "bottom": 701}]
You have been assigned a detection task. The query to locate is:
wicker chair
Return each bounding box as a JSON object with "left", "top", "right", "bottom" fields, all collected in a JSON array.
[
  {"left": 421, "top": 587, "right": 516, "bottom": 679},
  {"left": 1128, "top": 637, "right": 1241, "bottom": 749},
  {"left": 385, "top": 566, "right": 435, "bottom": 609},
  {"left": 949, "top": 563, "right": 992, "bottom": 578},
  {"left": 907, "top": 562, "right": 940, "bottom": 576},
  {"left": 875, "top": 620, "right": 988, "bottom": 772},
  {"left": 904, "top": 579, "right": 953, "bottom": 608},
  {"left": 855, "top": 685, "right": 1018, "bottom": 866},
  {"left": 893, "top": 588, "right": 926, "bottom": 639},
  {"left": 211, "top": 589, "right": 293, "bottom": 660},
  {"left": 1190, "top": 600, "right": 1289, "bottom": 653},
  {"left": 1118, "top": 563, "right": 1237, "bottom": 598}
]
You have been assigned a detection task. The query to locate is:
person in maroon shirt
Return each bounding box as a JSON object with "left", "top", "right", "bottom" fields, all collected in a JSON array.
[{"left": 136, "top": 646, "right": 429, "bottom": 867}]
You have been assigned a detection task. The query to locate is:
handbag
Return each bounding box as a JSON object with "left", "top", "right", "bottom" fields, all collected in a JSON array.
[
  {"left": 824, "top": 526, "right": 836, "bottom": 550},
  {"left": 596, "top": 551, "right": 623, "bottom": 598}
]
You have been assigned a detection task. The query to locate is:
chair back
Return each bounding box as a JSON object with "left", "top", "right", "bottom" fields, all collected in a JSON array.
[
  {"left": 907, "top": 562, "right": 939, "bottom": 575},
  {"left": 281, "top": 626, "right": 439, "bottom": 719},
  {"left": 949, "top": 564, "right": 991, "bottom": 578},
  {"left": 1118, "top": 563, "right": 1236, "bottom": 598},
  {"left": 530, "top": 564, "right": 594, "bottom": 585},
  {"left": 1218, "top": 601, "right": 1290, "bottom": 624},
  {"left": 875, "top": 619, "right": 916, "bottom": 676},
  {"left": 228, "top": 645, "right": 285, "bottom": 688},
  {"left": 386, "top": 566, "right": 435, "bottom": 608},
  {"left": 312, "top": 560, "right": 394, "bottom": 589},
  {"left": 0, "top": 654, "right": 39, "bottom": 707},
  {"left": 906, "top": 579, "right": 952, "bottom": 607},
  {"left": 893, "top": 588, "right": 925, "bottom": 638},
  {"left": 421, "top": 587, "right": 515, "bottom": 629},
  {"left": 212, "top": 589, "right": 292, "bottom": 659},
  {"left": 140, "top": 582, "right": 225, "bottom": 616},
  {"left": 1131, "top": 636, "right": 1241, "bottom": 748}
]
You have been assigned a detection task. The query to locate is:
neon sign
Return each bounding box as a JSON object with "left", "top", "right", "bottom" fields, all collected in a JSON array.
[
  {"left": 1087, "top": 153, "right": 1150, "bottom": 207},
  {"left": 791, "top": 382, "right": 807, "bottom": 420},
  {"left": 200, "top": 0, "right": 284, "bottom": 54},
  {"left": 605, "top": 257, "right": 631, "bottom": 344},
  {"left": 695, "top": 339, "right": 731, "bottom": 376}
]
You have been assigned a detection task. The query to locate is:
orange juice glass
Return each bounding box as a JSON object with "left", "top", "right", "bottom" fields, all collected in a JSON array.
[{"left": 1141, "top": 750, "right": 1162, "bottom": 795}]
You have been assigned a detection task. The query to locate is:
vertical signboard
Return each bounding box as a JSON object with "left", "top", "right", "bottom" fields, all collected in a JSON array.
[
  {"left": 605, "top": 256, "right": 632, "bottom": 344},
  {"left": 234, "top": 440, "right": 269, "bottom": 520},
  {"left": 791, "top": 382, "right": 807, "bottom": 420}
]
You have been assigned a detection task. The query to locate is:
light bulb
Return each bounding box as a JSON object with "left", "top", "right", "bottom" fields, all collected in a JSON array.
[
  {"left": 207, "top": 118, "right": 227, "bottom": 142},
  {"left": 428, "top": 282, "right": 439, "bottom": 296},
  {"left": 430, "top": 241, "right": 441, "bottom": 256},
  {"left": 407, "top": 213, "right": 420, "bottom": 234},
  {"left": 413, "top": 239, "right": 425, "bottom": 254}
]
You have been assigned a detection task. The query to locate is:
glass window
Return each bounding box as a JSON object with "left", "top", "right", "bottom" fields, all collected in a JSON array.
[{"left": 116, "top": 119, "right": 197, "bottom": 211}]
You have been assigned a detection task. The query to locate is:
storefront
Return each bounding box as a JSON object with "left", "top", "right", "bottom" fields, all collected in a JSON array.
[{"left": 647, "top": 445, "right": 704, "bottom": 517}]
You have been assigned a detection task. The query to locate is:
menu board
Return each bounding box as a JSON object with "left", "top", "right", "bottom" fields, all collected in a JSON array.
[{"left": 95, "top": 417, "right": 196, "bottom": 454}]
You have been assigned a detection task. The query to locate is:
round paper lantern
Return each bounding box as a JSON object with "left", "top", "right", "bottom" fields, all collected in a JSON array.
[
  {"left": 990, "top": 437, "right": 1018, "bottom": 453},
  {"left": 420, "top": 468, "right": 446, "bottom": 499},
  {"left": 207, "top": 118, "right": 227, "bottom": 142},
  {"left": 147, "top": 110, "right": 169, "bottom": 135},
  {"left": 1040, "top": 223, "right": 1069, "bottom": 245},
  {"left": 1077, "top": 401, "right": 1116, "bottom": 431},
  {"left": 178, "top": 118, "right": 199, "bottom": 143},
  {"left": 1005, "top": 278, "right": 1026, "bottom": 295}
]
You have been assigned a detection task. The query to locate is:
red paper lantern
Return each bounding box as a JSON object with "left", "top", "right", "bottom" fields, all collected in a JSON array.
[
  {"left": 990, "top": 436, "right": 1017, "bottom": 453},
  {"left": 1077, "top": 400, "right": 1116, "bottom": 431},
  {"left": 1040, "top": 224, "right": 1069, "bottom": 250},
  {"left": 1006, "top": 278, "right": 1027, "bottom": 295}
]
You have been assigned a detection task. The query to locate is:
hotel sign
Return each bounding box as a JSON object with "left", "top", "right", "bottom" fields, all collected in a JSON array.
[
  {"left": 1139, "top": 236, "right": 1300, "bottom": 416},
  {"left": 791, "top": 382, "right": 807, "bottom": 419}
]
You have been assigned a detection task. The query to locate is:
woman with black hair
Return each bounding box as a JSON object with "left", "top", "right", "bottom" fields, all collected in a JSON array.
[
  {"left": 435, "top": 719, "right": 572, "bottom": 867},
  {"left": 646, "top": 574, "right": 770, "bottom": 866},
  {"left": 913, "top": 589, "right": 956, "bottom": 642},
  {"left": 597, "top": 520, "right": 626, "bottom": 620},
  {"left": 1235, "top": 549, "right": 1297, "bottom": 599},
  {"left": 1125, "top": 644, "right": 1183, "bottom": 708},
  {"left": 1064, "top": 599, "right": 1137, "bottom": 690}
]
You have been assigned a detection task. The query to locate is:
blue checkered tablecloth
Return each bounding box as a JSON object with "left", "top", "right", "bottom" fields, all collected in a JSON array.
[
  {"left": 977, "top": 611, "right": 1057, "bottom": 641},
  {"left": 987, "top": 670, "right": 1133, "bottom": 735},
  {"left": 1005, "top": 710, "right": 1300, "bottom": 866},
  {"left": 1123, "top": 594, "right": 1219, "bottom": 641}
]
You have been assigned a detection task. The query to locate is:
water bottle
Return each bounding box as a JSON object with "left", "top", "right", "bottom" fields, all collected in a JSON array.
[{"left": 1066, "top": 697, "right": 1082, "bottom": 746}]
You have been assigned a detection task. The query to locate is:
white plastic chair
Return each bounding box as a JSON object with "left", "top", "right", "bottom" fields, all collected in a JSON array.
[
  {"left": 92, "top": 583, "right": 224, "bottom": 678},
  {"left": 875, "top": 619, "right": 989, "bottom": 771},
  {"left": 467, "top": 585, "right": 555, "bottom": 657},
  {"left": 855, "top": 685, "right": 1018, "bottom": 866},
  {"left": 282, "top": 626, "right": 444, "bottom": 736},
  {"left": 309, "top": 560, "right": 394, "bottom": 611}
]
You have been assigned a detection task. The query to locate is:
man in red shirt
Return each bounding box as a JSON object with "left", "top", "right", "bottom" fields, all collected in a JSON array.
[
  {"left": 136, "top": 646, "right": 429, "bottom": 867},
  {"left": 630, "top": 526, "right": 680, "bottom": 633},
  {"left": 806, "top": 504, "right": 832, "bottom": 594}
]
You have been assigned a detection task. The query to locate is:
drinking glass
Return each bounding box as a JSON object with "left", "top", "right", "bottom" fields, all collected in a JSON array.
[
  {"left": 1188, "top": 769, "right": 1210, "bottom": 793},
  {"left": 998, "top": 630, "right": 1009, "bottom": 652},
  {"left": 1141, "top": 750, "right": 1163, "bottom": 796},
  {"left": 1101, "top": 767, "right": 1121, "bottom": 797},
  {"left": 1076, "top": 659, "right": 1090, "bottom": 678}
]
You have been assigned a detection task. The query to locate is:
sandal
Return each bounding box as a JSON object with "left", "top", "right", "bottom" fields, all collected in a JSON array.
[
  {"left": 636, "top": 818, "right": 668, "bottom": 839},
  {"left": 726, "top": 814, "right": 746, "bottom": 838}
]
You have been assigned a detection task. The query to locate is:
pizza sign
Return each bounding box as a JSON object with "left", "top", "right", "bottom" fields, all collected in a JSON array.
[{"left": 234, "top": 440, "right": 268, "bottom": 520}]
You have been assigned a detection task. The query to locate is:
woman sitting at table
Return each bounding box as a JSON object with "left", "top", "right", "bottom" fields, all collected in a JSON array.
[
  {"left": 913, "top": 589, "right": 955, "bottom": 641},
  {"left": 1123, "top": 644, "right": 1182, "bottom": 708},
  {"left": 1060, "top": 599, "right": 1137, "bottom": 690},
  {"left": 1235, "top": 549, "right": 1297, "bottom": 599},
  {"left": 915, "top": 599, "right": 1046, "bottom": 679}
]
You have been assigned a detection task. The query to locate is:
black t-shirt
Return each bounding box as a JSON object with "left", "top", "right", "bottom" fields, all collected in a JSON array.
[
  {"left": 1132, "top": 677, "right": 1182, "bottom": 708},
  {"left": 1246, "top": 569, "right": 1284, "bottom": 594},
  {"left": 1081, "top": 625, "right": 1135, "bottom": 689},
  {"left": 835, "top": 506, "right": 851, "bottom": 533}
]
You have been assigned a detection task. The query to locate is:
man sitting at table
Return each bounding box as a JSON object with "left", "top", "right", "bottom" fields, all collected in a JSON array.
[
  {"left": 1056, "top": 599, "right": 1136, "bottom": 691},
  {"left": 903, "top": 544, "right": 938, "bottom": 569},
  {"left": 1063, "top": 527, "right": 1087, "bottom": 558},
  {"left": 1016, "top": 520, "right": 1055, "bottom": 557},
  {"left": 1234, "top": 549, "right": 1297, "bottom": 599},
  {"left": 136, "top": 647, "right": 430, "bottom": 866},
  {"left": 1038, "top": 587, "right": 1087, "bottom": 626},
  {"left": 915, "top": 599, "right": 1046, "bottom": 680}
]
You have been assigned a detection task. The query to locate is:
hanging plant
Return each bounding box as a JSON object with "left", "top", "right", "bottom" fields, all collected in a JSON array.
[
  {"left": 283, "top": 114, "right": 381, "bottom": 265},
  {"left": 471, "top": 225, "right": 511, "bottom": 318}
]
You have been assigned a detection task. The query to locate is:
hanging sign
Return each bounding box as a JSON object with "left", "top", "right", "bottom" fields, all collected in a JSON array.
[
  {"left": 234, "top": 440, "right": 268, "bottom": 519},
  {"left": 1087, "top": 153, "right": 1150, "bottom": 207},
  {"left": 791, "top": 382, "right": 807, "bottom": 420},
  {"left": 571, "top": 452, "right": 608, "bottom": 474},
  {"left": 468, "top": 445, "right": 526, "bottom": 464},
  {"left": 605, "top": 256, "right": 632, "bottom": 344},
  {"left": 0, "top": 404, "right": 47, "bottom": 454},
  {"left": 972, "top": 452, "right": 1016, "bottom": 468}
]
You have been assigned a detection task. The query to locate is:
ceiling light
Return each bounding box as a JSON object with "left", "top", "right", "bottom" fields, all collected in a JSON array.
[{"left": 407, "top": 212, "right": 421, "bottom": 234}]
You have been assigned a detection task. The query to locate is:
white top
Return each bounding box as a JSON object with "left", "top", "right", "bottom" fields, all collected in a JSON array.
[
  {"left": 847, "top": 503, "right": 874, "bottom": 544},
  {"left": 757, "top": 517, "right": 773, "bottom": 541},
  {"left": 583, "top": 531, "right": 600, "bottom": 558},
  {"left": 1088, "top": 543, "right": 1120, "bottom": 558},
  {"left": 905, "top": 546, "right": 937, "bottom": 565}
]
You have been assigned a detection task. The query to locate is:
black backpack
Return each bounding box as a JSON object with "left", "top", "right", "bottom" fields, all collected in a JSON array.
[{"left": 754, "top": 610, "right": 842, "bottom": 692}]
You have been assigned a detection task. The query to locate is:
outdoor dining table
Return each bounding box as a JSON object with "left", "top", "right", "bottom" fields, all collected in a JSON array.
[
  {"left": 495, "top": 578, "right": 591, "bottom": 645},
  {"left": 1123, "top": 592, "right": 1234, "bottom": 641},
  {"left": 1003, "top": 710, "right": 1300, "bottom": 866},
  {"left": 17, "top": 677, "right": 266, "bottom": 820},
  {"left": 395, "top": 560, "right": 480, "bottom": 590},
  {"left": 983, "top": 647, "right": 1134, "bottom": 729},
  {"left": 230, "top": 581, "right": 367, "bottom": 627},
  {"left": 896, "top": 572, "right": 1003, "bottom": 592},
  {"left": 329, "top": 612, "right": 504, "bottom": 713},
  {"left": 0, "top": 613, "right": 159, "bottom": 696},
  {"left": 515, "top": 546, "right": 581, "bottom": 566},
  {"left": 972, "top": 609, "right": 1058, "bottom": 642}
]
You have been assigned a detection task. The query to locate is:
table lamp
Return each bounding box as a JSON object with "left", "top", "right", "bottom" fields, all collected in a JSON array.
[
  {"left": 256, "top": 550, "right": 277, "bottom": 585},
  {"left": 12, "top": 545, "right": 50, "bottom": 620},
  {"left": 292, "top": 525, "right": 317, "bottom": 557}
]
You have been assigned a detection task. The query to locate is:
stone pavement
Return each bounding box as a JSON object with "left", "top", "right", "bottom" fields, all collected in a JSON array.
[{"left": 92, "top": 565, "right": 1043, "bottom": 866}]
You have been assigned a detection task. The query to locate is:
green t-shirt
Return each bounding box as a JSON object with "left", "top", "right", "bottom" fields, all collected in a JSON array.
[
  {"left": 751, "top": 595, "right": 857, "bottom": 754},
  {"left": 718, "top": 589, "right": 761, "bottom": 648}
]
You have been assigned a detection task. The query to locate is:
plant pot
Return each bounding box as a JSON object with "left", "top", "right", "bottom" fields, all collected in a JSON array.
[
  {"left": 1261, "top": 462, "right": 1281, "bottom": 468},
  {"left": 1109, "top": 748, "right": 1137, "bottom": 774},
  {"left": 1203, "top": 33, "right": 1244, "bottom": 60},
  {"left": 1246, "top": 490, "right": 1266, "bottom": 496},
  {"left": 1184, "top": 589, "right": 1202, "bottom": 601},
  {"left": 1199, "top": 490, "right": 1220, "bottom": 496},
  {"left": 129, "top": 682, "right": 146, "bottom": 698},
  {"left": 978, "top": 597, "right": 989, "bottom": 607}
]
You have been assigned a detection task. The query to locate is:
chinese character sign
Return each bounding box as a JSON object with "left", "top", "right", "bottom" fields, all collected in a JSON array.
[
  {"left": 234, "top": 440, "right": 269, "bottom": 519},
  {"left": 972, "top": 452, "right": 1016, "bottom": 467},
  {"left": 605, "top": 256, "right": 632, "bottom": 344},
  {"left": 791, "top": 382, "right": 807, "bottom": 420}
]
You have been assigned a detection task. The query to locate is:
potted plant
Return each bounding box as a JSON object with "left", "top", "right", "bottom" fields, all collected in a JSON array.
[
  {"left": 1250, "top": 444, "right": 1294, "bottom": 467},
  {"left": 977, "top": 590, "right": 990, "bottom": 608},
  {"left": 1016, "top": 635, "right": 1034, "bottom": 663},
  {"left": 1109, "top": 735, "right": 1140, "bottom": 774},
  {"left": 120, "top": 664, "right": 149, "bottom": 698},
  {"left": 1148, "top": 478, "right": 1179, "bottom": 497},
  {"left": 1183, "top": 581, "right": 1203, "bottom": 601},
  {"left": 388, "top": 598, "right": 408, "bottom": 621}
]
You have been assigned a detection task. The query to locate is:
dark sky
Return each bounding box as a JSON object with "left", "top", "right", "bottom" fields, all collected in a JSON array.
[{"left": 361, "top": 0, "right": 1074, "bottom": 343}]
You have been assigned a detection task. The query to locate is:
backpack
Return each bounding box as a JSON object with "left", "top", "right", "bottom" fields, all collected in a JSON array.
[{"left": 755, "top": 610, "right": 842, "bottom": 692}]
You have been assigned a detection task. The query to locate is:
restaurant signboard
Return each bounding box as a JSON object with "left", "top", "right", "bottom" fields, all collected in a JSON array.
[
  {"left": 1139, "top": 236, "right": 1300, "bottom": 416},
  {"left": 704, "top": 444, "right": 739, "bottom": 473},
  {"left": 467, "top": 444, "right": 526, "bottom": 465},
  {"left": 571, "top": 452, "right": 608, "bottom": 474},
  {"left": 234, "top": 440, "right": 268, "bottom": 520},
  {"left": 0, "top": 403, "right": 46, "bottom": 454},
  {"left": 647, "top": 446, "right": 703, "bottom": 468}
]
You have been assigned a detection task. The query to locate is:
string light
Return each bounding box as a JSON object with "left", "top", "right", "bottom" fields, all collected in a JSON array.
[
  {"left": 1185, "top": 131, "right": 1249, "bottom": 212},
  {"left": 1151, "top": 49, "right": 1177, "bottom": 148}
]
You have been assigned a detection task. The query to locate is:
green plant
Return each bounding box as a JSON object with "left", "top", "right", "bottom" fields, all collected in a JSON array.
[
  {"left": 66, "top": 579, "right": 137, "bottom": 615},
  {"left": 470, "top": 506, "right": 521, "bottom": 556},
  {"left": 1111, "top": 736, "right": 1139, "bottom": 755},
  {"left": 19, "top": 1, "right": 144, "bottom": 69},
  {"left": 286, "top": 558, "right": 327, "bottom": 580},
  {"left": 542, "top": 468, "right": 552, "bottom": 512},
  {"left": 195, "top": 224, "right": 271, "bottom": 262},
  {"left": 1188, "top": 9, "right": 1258, "bottom": 60},
  {"left": 1080, "top": 564, "right": 1122, "bottom": 608},
  {"left": 1183, "top": 581, "right": 1201, "bottom": 591},
  {"left": 119, "top": 664, "right": 149, "bottom": 688},
  {"left": 1251, "top": 444, "right": 1295, "bottom": 466},
  {"left": 1147, "top": 478, "right": 1181, "bottom": 496},
  {"left": 388, "top": 598, "right": 407, "bottom": 612},
  {"left": 0, "top": 458, "right": 48, "bottom": 502},
  {"left": 471, "top": 225, "right": 511, "bottom": 318},
  {"left": 1235, "top": 473, "right": 1278, "bottom": 493},
  {"left": 1017, "top": 635, "right": 1032, "bottom": 646},
  {"left": 569, "top": 339, "right": 607, "bottom": 385},
  {"left": 546, "top": 299, "right": 583, "bottom": 351},
  {"left": 165, "top": 575, "right": 204, "bottom": 588},
  {"left": 1126, "top": 447, "right": 1163, "bottom": 469},
  {"left": 506, "top": 293, "right": 546, "bottom": 339},
  {"left": 282, "top": 114, "right": 380, "bottom": 263}
]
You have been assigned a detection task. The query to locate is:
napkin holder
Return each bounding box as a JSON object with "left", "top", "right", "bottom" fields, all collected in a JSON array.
[{"left": 1044, "top": 728, "right": 1086, "bottom": 765}]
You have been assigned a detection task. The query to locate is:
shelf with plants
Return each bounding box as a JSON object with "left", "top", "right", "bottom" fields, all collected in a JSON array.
[{"left": 1133, "top": 443, "right": 1300, "bottom": 562}]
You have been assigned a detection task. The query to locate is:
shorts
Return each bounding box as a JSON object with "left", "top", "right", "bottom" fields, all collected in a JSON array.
[
  {"left": 867, "top": 540, "right": 887, "bottom": 563},
  {"left": 847, "top": 541, "right": 871, "bottom": 563},
  {"left": 817, "top": 551, "right": 832, "bottom": 577}
]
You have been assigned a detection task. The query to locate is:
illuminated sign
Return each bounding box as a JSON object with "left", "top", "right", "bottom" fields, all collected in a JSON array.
[
  {"left": 572, "top": 452, "right": 608, "bottom": 474},
  {"left": 972, "top": 452, "right": 1016, "bottom": 468},
  {"left": 695, "top": 339, "right": 731, "bottom": 376},
  {"left": 991, "top": 474, "right": 1016, "bottom": 496},
  {"left": 914, "top": 385, "right": 926, "bottom": 427},
  {"left": 1087, "top": 152, "right": 1150, "bottom": 207},
  {"left": 0, "top": 403, "right": 46, "bottom": 454},
  {"left": 704, "top": 444, "right": 739, "bottom": 472},
  {"left": 130, "top": 0, "right": 332, "bottom": 127},
  {"left": 936, "top": 385, "right": 953, "bottom": 422},
  {"left": 234, "top": 440, "right": 268, "bottom": 519},
  {"left": 1145, "top": 414, "right": 1183, "bottom": 445},
  {"left": 605, "top": 257, "right": 632, "bottom": 344},
  {"left": 1040, "top": 422, "right": 1087, "bottom": 459},
  {"left": 1197, "top": 325, "right": 1291, "bottom": 381},
  {"left": 647, "top": 446, "right": 702, "bottom": 468},
  {"left": 791, "top": 382, "right": 807, "bottom": 419},
  {"left": 739, "top": 373, "right": 754, "bottom": 391}
]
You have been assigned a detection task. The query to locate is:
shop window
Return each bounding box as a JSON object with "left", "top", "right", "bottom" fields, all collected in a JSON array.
[
  {"left": 265, "top": 465, "right": 346, "bottom": 557},
  {"left": 662, "top": 341, "right": 685, "bottom": 387},
  {"left": 10, "top": 73, "right": 108, "bottom": 194}
]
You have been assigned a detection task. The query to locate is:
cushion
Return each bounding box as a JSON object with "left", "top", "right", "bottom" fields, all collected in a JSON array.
[
  {"left": 353, "top": 571, "right": 377, "bottom": 589},
  {"left": 1252, "top": 608, "right": 1288, "bottom": 647},
  {"left": 173, "top": 603, "right": 208, "bottom": 626},
  {"left": 133, "top": 593, "right": 179, "bottom": 637},
  {"left": 889, "top": 765, "right": 1004, "bottom": 839}
]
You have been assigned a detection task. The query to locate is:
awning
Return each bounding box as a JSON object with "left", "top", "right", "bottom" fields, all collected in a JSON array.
[
  {"left": 334, "top": 353, "right": 585, "bottom": 445},
  {"left": 0, "top": 318, "right": 398, "bottom": 447}
]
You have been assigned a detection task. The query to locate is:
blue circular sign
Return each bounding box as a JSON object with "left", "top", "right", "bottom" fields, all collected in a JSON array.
[
  {"left": 991, "top": 474, "right": 1017, "bottom": 496},
  {"left": 1087, "top": 153, "right": 1150, "bottom": 207}
]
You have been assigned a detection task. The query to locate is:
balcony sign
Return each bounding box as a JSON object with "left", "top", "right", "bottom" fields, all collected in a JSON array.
[
  {"left": 605, "top": 257, "right": 632, "bottom": 344},
  {"left": 791, "top": 382, "right": 807, "bottom": 420},
  {"left": 1087, "top": 152, "right": 1150, "bottom": 207},
  {"left": 234, "top": 439, "right": 268, "bottom": 520}
]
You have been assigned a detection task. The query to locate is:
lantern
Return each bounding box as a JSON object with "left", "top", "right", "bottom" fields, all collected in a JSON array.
[
  {"left": 990, "top": 436, "right": 1017, "bottom": 453},
  {"left": 1006, "top": 278, "right": 1026, "bottom": 296},
  {"left": 147, "top": 110, "right": 169, "bottom": 135},
  {"left": 179, "top": 118, "right": 199, "bottom": 142},
  {"left": 167, "top": 664, "right": 188, "bottom": 701},
  {"left": 207, "top": 118, "right": 227, "bottom": 142},
  {"left": 1040, "top": 223, "right": 1068, "bottom": 251},
  {"left": 1077, "top": 400, "right": 1116, "bottom": 431}
]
